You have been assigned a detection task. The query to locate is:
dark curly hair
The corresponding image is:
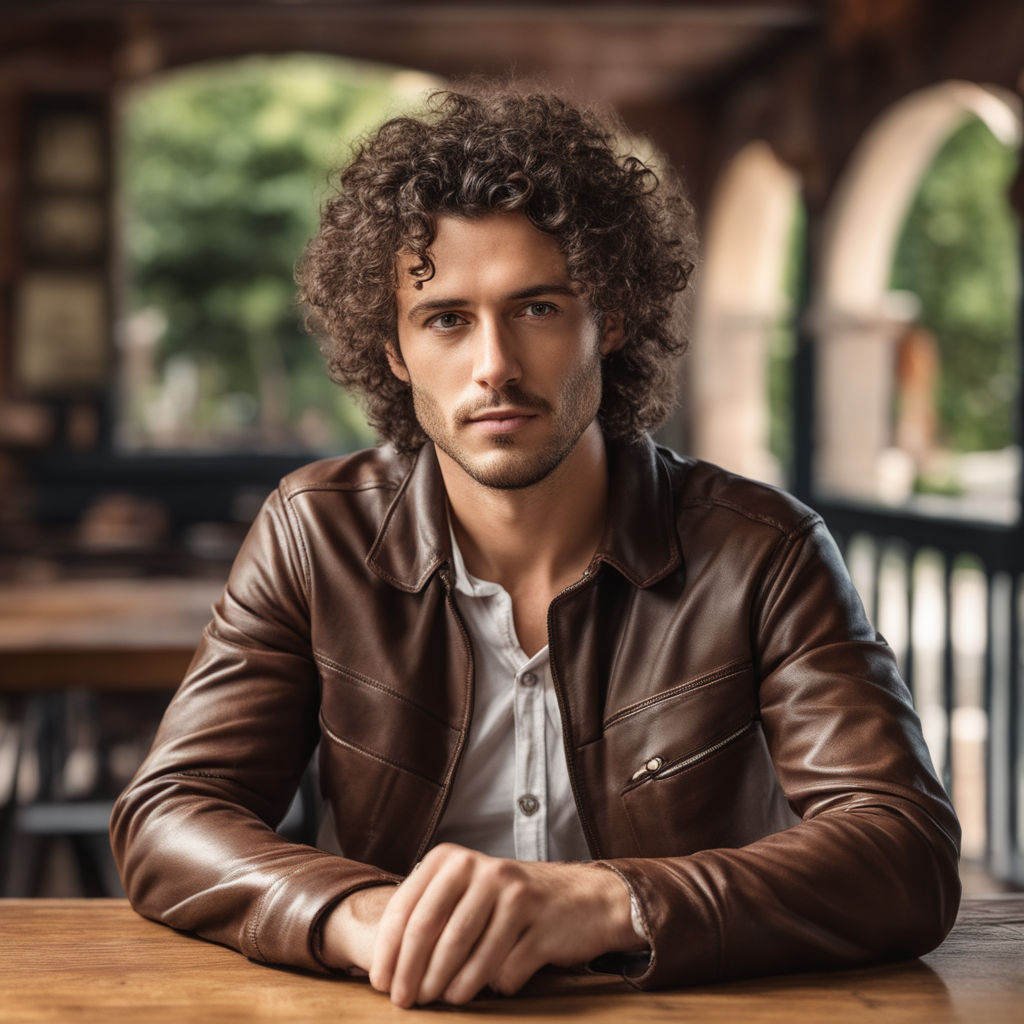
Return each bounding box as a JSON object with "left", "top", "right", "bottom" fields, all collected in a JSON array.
[{"left": 297, "top": 88, "right": 697, "bottom": 452}]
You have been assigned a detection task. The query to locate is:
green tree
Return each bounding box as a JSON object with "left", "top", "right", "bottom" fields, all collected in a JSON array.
[
  {"left": 122, "top": 54, "right": 427, "bottom": 449},
  {"left": 890, "top": 116, "right": 1020, "bottom": 454}
]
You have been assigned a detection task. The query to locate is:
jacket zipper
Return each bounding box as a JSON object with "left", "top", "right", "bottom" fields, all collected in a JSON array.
[
  {"left": 546, "top": 562, "right": 603, "bottom": 859},
  {"left": 625, "top": 720, "right": 755, "bottom": 791},
  {"left": 412, "top": 566, "right": 475, "bottom": 863}
]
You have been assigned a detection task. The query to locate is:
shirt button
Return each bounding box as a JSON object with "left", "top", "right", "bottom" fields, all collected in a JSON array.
[
  {"left": 517, "top": 794, "right": 540, "bottom": 816},
  {"left": 520, "top": 671, "right": 538, "bottom": 687}
]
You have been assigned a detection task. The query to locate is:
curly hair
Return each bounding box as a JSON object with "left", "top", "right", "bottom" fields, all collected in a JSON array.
[{"left": 297, "top": 88, "right": 697, "bottom": 452}]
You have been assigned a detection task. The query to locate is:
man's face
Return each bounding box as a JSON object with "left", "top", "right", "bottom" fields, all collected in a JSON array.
[{"left": 390, "top": 212, "right": 622, "bottom": 490}]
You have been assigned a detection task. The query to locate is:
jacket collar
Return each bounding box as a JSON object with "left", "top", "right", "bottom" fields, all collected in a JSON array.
[
  {"left": 366, "top": 436, "right": 681, "bottom": 592},
  {"left": 595, "top": 436, "right": 682, "bottom": 588}
]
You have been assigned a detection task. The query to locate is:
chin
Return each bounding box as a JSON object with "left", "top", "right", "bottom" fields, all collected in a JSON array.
[{"left": 456, "top": 446, "right": 566, "bottom": 491}]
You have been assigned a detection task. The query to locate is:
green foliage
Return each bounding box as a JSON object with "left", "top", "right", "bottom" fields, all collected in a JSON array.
[
  {"left": 890, "top": 116, "right": 1020, "bottom": 453},
  {"left": 122, "top": 54, "right": 425, "bottom": 449}
]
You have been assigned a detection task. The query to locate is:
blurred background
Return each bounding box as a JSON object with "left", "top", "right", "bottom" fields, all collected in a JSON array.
[{"left": 0, "top": 0, "right": 1021, "bottom": 898}]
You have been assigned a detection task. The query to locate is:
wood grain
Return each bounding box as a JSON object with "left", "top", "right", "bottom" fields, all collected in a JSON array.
[
  {"left": 0, "top": 895, "right": 1020, "bottom": 1022},
  {"left": 0, "top": 577, "right": 220, "bottom": 691}
]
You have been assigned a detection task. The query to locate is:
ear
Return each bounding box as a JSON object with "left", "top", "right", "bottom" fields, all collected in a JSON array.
[
  {"left": 599, "top": 312, "right": 625, "bottom": 356},
  {"left": 385, "top": 341, "right": 410, "bottom": 383}
]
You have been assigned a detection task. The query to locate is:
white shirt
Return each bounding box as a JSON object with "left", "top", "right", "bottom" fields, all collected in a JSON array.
[{"left": 431, "top": 524, "right": 591, "bottom": 862}]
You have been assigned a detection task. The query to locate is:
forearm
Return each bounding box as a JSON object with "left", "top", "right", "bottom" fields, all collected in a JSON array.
[
  {"left": 604, "top": 799, "right": 960, "bottom": 989},
  {"left": 111, "top": 769, "right": 401, "bottom": 972},
  {"left": 110, "top": 598, "right": 401, "bottom": 971}
]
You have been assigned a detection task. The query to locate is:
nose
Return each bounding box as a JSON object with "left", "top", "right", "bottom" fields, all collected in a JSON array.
[{"left": 472, "top": 317, "right": 521, "bottom": 391}]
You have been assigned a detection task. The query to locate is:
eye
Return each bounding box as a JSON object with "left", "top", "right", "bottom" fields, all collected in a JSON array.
[
  {"left": 429, "top": 312, "right": 467, "bottom": 330},
  {"left": 523, "top": 302, "right": 557, "bottom": 318}
]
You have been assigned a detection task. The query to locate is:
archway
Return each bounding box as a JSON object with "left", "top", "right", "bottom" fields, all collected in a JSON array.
[
  {"left": 690, "top": 141, "right": 801, "bottom": 484},
  {"left": 815, "top": 80, "right": 1021, "bottom": 504}
]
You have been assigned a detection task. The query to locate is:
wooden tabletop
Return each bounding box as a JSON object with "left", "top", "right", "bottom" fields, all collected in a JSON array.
[
  {"left": 0, "top": 576, "right": 222, "bottom": 690},
  {"left": 0, "top": 894, "right": 1020, "bottom": 1022}
]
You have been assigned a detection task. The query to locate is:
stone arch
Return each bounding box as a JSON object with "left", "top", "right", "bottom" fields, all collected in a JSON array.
[
  {"left": 815, "top": 81, "right": 1022, "bottom": 499},
  {"left": 691, "top": 140, "right": 800, "bottom": 483}
]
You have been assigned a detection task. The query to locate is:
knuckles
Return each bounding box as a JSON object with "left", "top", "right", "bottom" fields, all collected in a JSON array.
[{"left": 384, "top": 848, "right": 573, "bottom": 1007}]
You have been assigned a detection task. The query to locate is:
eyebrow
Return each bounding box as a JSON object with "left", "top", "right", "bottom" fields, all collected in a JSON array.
[{"left": 403, "top": 283, "right": 579, "bottom": 323}]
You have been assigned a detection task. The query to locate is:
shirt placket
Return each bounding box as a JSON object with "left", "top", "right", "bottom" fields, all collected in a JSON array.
[
  {"left": 512, "top": 658, "right": 548, "bottom": 861},
  {"left": 489, "top": 588, "right": 548, "bottom": 862}
]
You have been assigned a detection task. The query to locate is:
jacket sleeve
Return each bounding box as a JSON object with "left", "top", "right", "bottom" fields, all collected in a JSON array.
[
  {"left": 109, "top": 488, "right": 399, "bottom": 972},
  {"left": 600, "top": 518, "right": 961, "bottom": 989}
]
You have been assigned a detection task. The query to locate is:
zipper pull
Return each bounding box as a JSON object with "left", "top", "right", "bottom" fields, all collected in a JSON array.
[{"left": 630, "top": 756, "right": 664, "bottom": 782}]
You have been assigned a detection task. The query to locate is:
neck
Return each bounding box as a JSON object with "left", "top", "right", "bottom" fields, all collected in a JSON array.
[{"left": 439, "top": 422, "right": 609, "bottom": 594}]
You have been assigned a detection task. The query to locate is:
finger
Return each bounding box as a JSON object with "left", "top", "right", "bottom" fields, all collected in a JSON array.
[
  {"left": 491, "top": 924, "right": 548, "bottom": 997},
  {"left": 414, "top": 886, "right": 496, "bottom": 1005},
  {"left": 387, "top": 863, "right": 474, "bottom": 1007},
  {"left": 369, "top": 858, "right": 441, "bottom": 993},
  {"left": 441, "top": 885, "right": 531, "bottom": 1005}
]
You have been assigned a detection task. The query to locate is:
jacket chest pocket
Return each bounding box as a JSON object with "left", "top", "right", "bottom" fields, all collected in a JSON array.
[
  {"left": 599, "top": 661, "right": 797, "bottom": 857},
  {"left": 619, "top": 719, "right": 796, "bottom": 858}
]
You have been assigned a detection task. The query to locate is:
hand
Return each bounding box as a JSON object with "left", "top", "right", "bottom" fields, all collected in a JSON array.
[
  {"left": 368, "top": 843, "right": 644, "bottom": 1008},
  {"left": 320, "top": 884, "right": 397, "bottom": 974}
]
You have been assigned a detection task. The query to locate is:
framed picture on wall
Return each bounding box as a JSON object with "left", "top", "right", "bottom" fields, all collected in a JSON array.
[
  {"left": 13, "top": 272, "right": 109, "bottom": 393},
  {"left": 25, "top": 196, "right": 106, "bottom": 261},
  {"left": 28, "top": 109, "right": 105, "bottom": 190}
]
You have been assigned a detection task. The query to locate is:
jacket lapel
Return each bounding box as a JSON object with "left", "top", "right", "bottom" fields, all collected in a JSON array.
[{"left": 366, "top": 443, "right": 451, "bottom": 592}]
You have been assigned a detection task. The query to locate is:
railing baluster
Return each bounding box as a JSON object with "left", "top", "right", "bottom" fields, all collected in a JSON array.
[
  {"left": 1009, "top": 573, "right": 1020, "bottom": 872},
  {"left": 904, "top": 548, "right": 917, "bottom": 701},
  {"left": 942, "top": 556, "right": 955, "bottom": 798},
  {"left": 870, "top": 538, "right": 883, "bottom": 629},
  {"left": 983, "top": 565, "right": 996, "bottom": 864}
]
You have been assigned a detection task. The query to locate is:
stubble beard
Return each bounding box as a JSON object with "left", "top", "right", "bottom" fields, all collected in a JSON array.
[{"left": 410, "top": 358, "right": 603, "bottom": 491}]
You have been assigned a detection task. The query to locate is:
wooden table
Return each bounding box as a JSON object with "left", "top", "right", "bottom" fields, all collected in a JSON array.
[
  {"left": 0, "top": 895, "right": 1020, "bottom": 1022},
  {"left": 0, "top": 577, "right": 223, "bottom": 895},
  {"left": 0, "top": 576, "right": 223, "bottom": 691}
]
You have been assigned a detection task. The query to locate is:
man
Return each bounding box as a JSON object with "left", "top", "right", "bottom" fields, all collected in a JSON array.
[{"left": 111, "top": 89, "right": 960, "bottom": 1008}]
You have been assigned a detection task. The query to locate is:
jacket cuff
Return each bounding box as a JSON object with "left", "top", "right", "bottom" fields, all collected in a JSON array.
[
  {"left": 596, "top": 857, "right": 720, "bottom": 989},
  {"left": 242, "top": 859, "right": 401, "bottom": 973},
  {"left": 589, "top": 861, "right": 655, "bottom": 982}
]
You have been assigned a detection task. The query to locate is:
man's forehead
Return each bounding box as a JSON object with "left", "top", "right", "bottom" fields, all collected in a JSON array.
[{"left": 394, "top": 212, "right": 575, "bottom": 298}]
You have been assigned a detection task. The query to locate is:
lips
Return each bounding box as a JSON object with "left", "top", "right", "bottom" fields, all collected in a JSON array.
[{"left": 465, "top": 409, "right": 537, "bottom": 434}]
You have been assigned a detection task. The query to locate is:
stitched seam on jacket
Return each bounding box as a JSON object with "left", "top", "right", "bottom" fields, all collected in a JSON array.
[
  {"left": 249, "top": 861, "right": 312, "bottom": 963},
  {"left": 200, "top": 627, "right": 316, "bottom": 664},
  {"left": 677, "top": 498, "right": 819, "bottom": 538},
  {"left": 281, "top": 479, "right": 403, "bottom": 499},
  {"left": 159, "top": 770, "right": 292, "bottom": 813},
  {"left": 597, "top": 553, "right": 677, "bottom": 588},
  {"left": 412, "top": 576, "right": 477, "bottom": 863},
  {"left": 282, "top": 490, "right": 312, "bottom": 594},
  {"left": 313, "top": 652, "right": 456, "bottom": 731},
  {"left": 603, "top": 659, "right": 753, "bottom": 729},
  {"left": 754, "top": 516, "right": 822, "bottom": 632},
  {"left": 839, "top": 796, "right": 961, "bottom": 853},
  {"left": 318, "top": 710, "right": 442, "bottom": 786},
  {"left": 176, "top": 769, "right": 236, "bottom": 782}
]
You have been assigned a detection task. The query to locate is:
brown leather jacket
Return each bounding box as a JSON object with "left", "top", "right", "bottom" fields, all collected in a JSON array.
[{"left": 110, "top": 438, "right": 961, "bottom": 988}]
